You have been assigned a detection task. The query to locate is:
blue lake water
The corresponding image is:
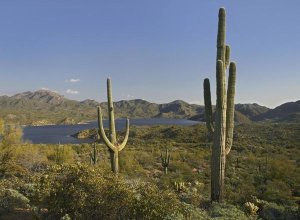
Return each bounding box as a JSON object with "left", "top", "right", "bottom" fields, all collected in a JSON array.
[{"left": 23, "top": 118, "right": 200, "bottom": 144}]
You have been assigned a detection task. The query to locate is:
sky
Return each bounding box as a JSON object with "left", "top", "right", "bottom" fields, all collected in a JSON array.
[{"left": 0, "top": 0, "right": 299, "bottom": 108}]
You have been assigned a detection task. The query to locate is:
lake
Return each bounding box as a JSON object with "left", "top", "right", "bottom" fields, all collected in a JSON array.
[{"left": 23, "top": 118, "right": 200, "bottom": 144}]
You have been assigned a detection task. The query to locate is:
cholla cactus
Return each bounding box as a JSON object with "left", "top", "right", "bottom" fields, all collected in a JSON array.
[
  {"left": 160, "top": 148, "right": 170, "bottom": 175},
  {"left": 61, "top": 214, "right": 72, "bottom": 220},
  {"left": 244, "top": 202, "right": 259, "bottom": 216},
  {"left": 174, "top": 181, "right": 185, "bottom": 192},
  {"left": 203, "top": 7, "right": 237, "bottom": 202}
]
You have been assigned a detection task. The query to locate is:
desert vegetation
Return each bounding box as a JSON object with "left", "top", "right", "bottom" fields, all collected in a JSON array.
[
  {"left": 0, "top": 121, "right": 299, "bottom": 219},
  {"left": 0, "top": 6, "right": 299, "bottom": 220}
]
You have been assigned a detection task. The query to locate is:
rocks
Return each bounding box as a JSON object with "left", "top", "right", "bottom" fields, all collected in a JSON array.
[
  {"left": 30, "top": 120, "right": 54, "bottom": 126},
  {"left": 57, "top": 117, "right": 76, "bottom": 125},
  {"left": 73, "top": 128, "right": 98, "bottom": 139}
]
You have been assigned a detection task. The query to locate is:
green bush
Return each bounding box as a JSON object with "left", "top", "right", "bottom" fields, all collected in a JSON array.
[
  {"left": 257, "top": 200, "right": 298, "bottom": 220},
  {"left": 34, "top": 164, "right": 187, "bottom": 219},
  {"left": 0, "top": 188, "right": 30, "bottom": 213},
  {"left": 209, "top": 202, "right": 251, "bottom": 220}
]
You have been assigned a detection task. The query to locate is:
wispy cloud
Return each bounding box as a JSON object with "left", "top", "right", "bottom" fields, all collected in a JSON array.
[
  {"left": 126, "top": 94, "right": 135, "bottom": 99},
  {"left": 65, "top": 78, "right": 80, "bottom": 83},
  {"left": 66, "top": 89, "right": 79, "bottom": 94},
  {"left": 39, "top": 87, "right": 59, "bottom": 93}
]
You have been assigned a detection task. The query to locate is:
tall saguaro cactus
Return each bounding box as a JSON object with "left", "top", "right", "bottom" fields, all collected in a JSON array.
[
  {"left": 203, "top": 7, "right": 237, "bottom": 202},
  {"left": 97, "top": 78, "right": 130, "bottom": 174}
]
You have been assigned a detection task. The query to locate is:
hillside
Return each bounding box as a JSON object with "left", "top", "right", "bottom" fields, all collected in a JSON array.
[
  {"left": 1, "top": 90, "right": 296, "bottom": 125},
  {"left": 0, "top": 90, "right": 96, "bottom": 125},
  {"left": 253, "top": 100, "right": 300, "bottom": 123},
  {"left": 235, "top": 103, "right": 269, "bottom": 119}
]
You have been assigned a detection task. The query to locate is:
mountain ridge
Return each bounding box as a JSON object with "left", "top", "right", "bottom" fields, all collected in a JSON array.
[{"left": 0, "top": 90, "right": 298, "bottom": 125}]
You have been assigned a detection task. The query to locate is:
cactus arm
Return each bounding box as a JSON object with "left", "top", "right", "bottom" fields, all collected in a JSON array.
[
  {"left": 160, "top": 152, "right": 164, "bottom": 164},
  {"left": 117, "top": 118, "right": 130, "bottom": 152},
  {"left": 204, "top": 78, "right": 214, "bottom": 135},
  {"left": 97, "top": 106, "right": 116, "bottom": 151},
  {"left": 225, "top": 62, "right": 236, "bottom": 155},
  {"left": 225, "top": 45, "right": 230, "bottom": 68}
]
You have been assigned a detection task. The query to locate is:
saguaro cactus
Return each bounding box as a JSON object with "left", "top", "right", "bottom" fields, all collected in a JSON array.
[
  {"left": 97, "top": 78, "right": 130, "bottom": 174},
  {"left": 203, "top": 7, "right": 237, "bottom": 202},
  {"left": 90, "top": 143, "right": 98, "bottom": 165},
  {"left": 160, "top": 148, "right": 170, "bottom": 175}
]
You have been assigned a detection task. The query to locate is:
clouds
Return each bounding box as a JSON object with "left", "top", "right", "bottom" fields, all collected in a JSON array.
[
  {"left": 40, "top": 87, "right": 59, "bottom": 93},
  {"left": 65, "top": 78, "right": 80, "bottom": 95},
  {"left": 66, "top": 89, "right": 79, "bottom": 94},
  {"left": 126, "top": 94, "right": 135, "bottom": 99},
  {"left": 65, "top": 78, "right": 80, "bottom": 83}
]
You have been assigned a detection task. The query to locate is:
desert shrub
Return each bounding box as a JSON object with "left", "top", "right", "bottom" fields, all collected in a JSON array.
[
  {"left": 1, "top": 124, "right": 23, "bottom": 146},
  {"left": 0, "top": 145, "right": 28, "bottom": 178},
  {"left": 263, "top": 180, "right": 293, "bottom": 205},
  {"left": 0, "top": 118, "right": 4, "bottom": 137},
  {"left": 34, "top": 164, "right": 133, "bottom": 219},
  {"left": 0, "top": 124, "right": 27, "bottom": 177},
  {"left": 34, "top": 164, "right": 185, "bottom": 219},
  {"left": 0, "top": 188, "right": 30, "bottom": 213},
  {"left": 130, "top": 180, "right": 183, "bottom": 219},
  {"left": 167, "top": 203, "right": 209, "bottom": 220},
  {"left": 176, "top": 180, "right": 207, "bottom": 206},
  {"left": 250, "top": 196, "right": 299, "bottom": 220},
  {"left": 135, "top": 150, "right": 154, "bottom": 168},
  {"left": 14, "top": 144, "right": 49, "bottom": 172},
  {"left": 19, "top": 183, "right": 37, "bottom": 200},
  {"left": 258, "top": 201, "right": 299, "bottom": 220},
  {"left": 45, "top": 145, "right": 75, "bottom": 164},
  {"left": 119, "top": 150, "right": 145, "bottom": 175},
  {"left": 209, "top": 202, "right": 250, "bottom": 220}
]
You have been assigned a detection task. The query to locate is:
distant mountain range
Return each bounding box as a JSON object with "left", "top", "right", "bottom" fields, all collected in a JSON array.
[{"left": 0, "top": 90, "right": 298, "bottom": 125}]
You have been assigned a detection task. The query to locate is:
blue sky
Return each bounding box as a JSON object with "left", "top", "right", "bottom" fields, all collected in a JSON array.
[{"left": 0, "top": 0, "right": 299, "bottom": 108}]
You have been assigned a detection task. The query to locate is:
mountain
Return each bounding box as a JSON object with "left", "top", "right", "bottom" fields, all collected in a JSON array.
[
  {"left": 253, "top": 100, "right": 300, "bottom": 123},
  {"left": 235, "top": 103, "right": 269, "bottom": 119},
  {"left": 0, "top": 90, "right": 94, "bottom": 125},
  {"left": 0, "top": 90, "right": 296, "bottom": 125},
  {"left": 12, "top": 90, "right": 66, "bottom": 105},
  {"left": 157, "top": 100, "right": 203, "bottom": 119}
]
